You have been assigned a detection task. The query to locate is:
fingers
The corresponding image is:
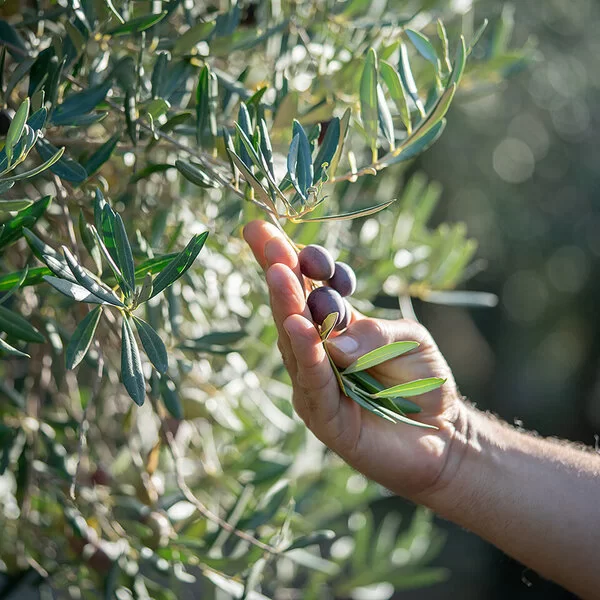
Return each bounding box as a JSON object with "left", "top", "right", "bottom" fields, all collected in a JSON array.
[
  {"left": 243, "top": 220, "right": 282, "bottom": 270},
  {"left": 326, "top": 318, "right": 430, "bottom": 369}
]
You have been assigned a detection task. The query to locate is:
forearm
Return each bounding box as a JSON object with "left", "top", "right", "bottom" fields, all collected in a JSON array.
[{"left": 424, "top": 405, "right": 600, "bottom": 599}]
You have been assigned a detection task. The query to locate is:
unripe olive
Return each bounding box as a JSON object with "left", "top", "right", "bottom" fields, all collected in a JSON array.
[
  {"left": 307, "top": 287, "right": 345, "bottom": 326},
  {"left": 299, "top": 245, "right": 335, "bottom": 280},
  {"left": 327, "top": 262, "right": 357, "bottom": 297}
]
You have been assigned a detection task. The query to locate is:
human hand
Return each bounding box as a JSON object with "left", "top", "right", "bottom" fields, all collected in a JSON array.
[{"left": 243, "top": 220, "right": 468, "bottom": 504}]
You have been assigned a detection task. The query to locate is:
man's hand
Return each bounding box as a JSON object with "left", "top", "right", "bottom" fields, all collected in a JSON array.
[{"left": 243, "top": 220, "right": 468, "bottom": 502}]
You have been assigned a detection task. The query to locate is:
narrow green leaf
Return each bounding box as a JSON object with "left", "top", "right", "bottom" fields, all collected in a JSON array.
[
  {"left": 379, "top": 120, "right": 446, "bottom": 167},
  {"left": 342, "top": 341, "right": 419, "bottom": 374},
  {"left": 377, "top": 84, "right": 395, "bottom": 150},
  {"left": 1, "top": 146, "right": 65, "bottom": 183},
  {"left": 286, "top": 530, "right": 336, "bottom": 551},
  {"left": 135, "top": 273, "right": 153, "bottom": 305},
  {"left": 258, "top": 118, "right": 274, "bottom": 177},
  {"left": 0, "top": 266, "right": 28, "bottom": 307},
  {"left": 175, "top": 159, "right": 215, "bottom": 188},
  {"left": 298, "top": 199, "right": 395, "bottom": 222},
  {"left": 374, "top": 377, "right": 446, "bottom": 398},
  {"left": 172, "top": 21, "right": 214, "bottom": 55},
  {"left": 113, "top": 214, "right": 135, "bottom": 295},
  {"left": 108, "top": 11, "right": 167, "bottom": 36},
  {"left": 437, "top": 19, "right": 452, "bottom": 72},
  {"left": 406, "top": 29, "right": 440, "bottom": 71},
  {"left": 66, "top": 306, "right": 103, "bottom": 369},
  {"left": 51, "top": 81, "right": 111, "bottom": 125},
  {"left": 360, "top": 48, "right": 379, "bottom": 153},
  {"left": 24, "top": 228, "right": 76, "bottom": 282},
  {"left": 328, "top": 107, "right": 350, "bottom": 178},
  {"left": 345, "top": 386, "right": 397, "bottom": 423},
  {"left": 0, "top": 199, "right": 33, "bottom": 212},
  {"left": 43, "top": 275, "right": 106, "bottom": 304},
  {"left": 242, "top": 558, "right": 267, "bottom": 600},
  {"left": 0, "top": 195, "right": 52, "bottom": 249},
  {"left": 313, "top": 117, "right": 340, "bottom": 183},
  {"left": 149, "top": 231, "right": 208, "bottom": 299},
  {"left": 236, "top": 102, "right": 253, "bottom": 168},
  {"left": 292, "top": 120, "right": 313, "bottom": 196},
  {"left": 160, "top": 377, "right": 183, "bottom": 419},
  {"left": 411, "top": 83, "right": 456, "bottom": 145},
  {"left": 450, "top": 35, "right": 467, "bottom": 86},
  {"left": 35, "top": 138, "right": 87, "bottom": 183},
  {"left": 83, "top": 133, "right": 119, "bottom": 176},
  {"left": 469, "top": 20, "right": 489, "bottom": 54},
  {"left": 195, "top": 65, "right": 218, "bottom": 145},
  {"left": 319, "top": 312, "right": 339, "bottom": 341},
  {"left": 62, "top": 246, "right": 125, "bottom": 307},
  {"left": 379, "top": 60, "right": 411, "bottom": 134},
  {"left": 5, "top": 98, "right": 29, "bottom": 164},
  {"left": 346, "top": 371, "right": 422, "bottom": 413},
  {"left": 228, "top": 149, "right": 273, "bottom": 205},
  {"left": 101, "top": 203, "right": 119, "bottom": 264},
  {"left": 398, "top": 42, "right": 425, "bottom": 116},
  {"left": 0, "top": 305, "right": 44, "bottom": 343},
  {"left": 133, "top": 316, "right": 168, "bottom": 374},
  {"left": 121, "top": 316, "right": 146, "bottom": 406},
  {"left": 0, "top": 336, "right": 29, "bottom": 358},
  {"left": 26, "top": 107, "right": 47, "bottom": 132}
]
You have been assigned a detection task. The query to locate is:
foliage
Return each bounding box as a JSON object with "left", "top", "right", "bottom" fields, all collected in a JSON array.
[{"left": 0, "top": 1, "right": 527, "bottom": 598}]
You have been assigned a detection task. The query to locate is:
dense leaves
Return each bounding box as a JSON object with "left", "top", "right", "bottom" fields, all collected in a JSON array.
[{"left": 0, "top": 1, "right": 526, "bottom": 598}]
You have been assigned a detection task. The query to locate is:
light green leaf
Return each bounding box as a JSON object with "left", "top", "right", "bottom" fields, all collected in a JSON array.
[
  {"left": 374, "top": 377, "right": 446, "bottom": 398},
  {"left": 173, "top": 21, "right": 214, "bottom": 55},
  {"left": 133, "top": 316, "right": 168, "bottom": 374},
  {"left": 399, "top": 42, "right": 425, "bottom": 117},
  {"left": 5, "top": 98, "right": 29, "bottom": 165},
  {"left": 342, "top": 341, "right": 419, "bottom": 374},
  {"left": 1, "top": 146, "right": 65, "bottom": 184},
  {"left": 0, "top": 199, "right": 33, "bottom": 212},
  {"left": 319, "top": 312, "right": 339, "bottom": 341},
  {"left": 108, "top": 11, "right": 167, "bottom": 36},
  {"left": 450, "top": 36, "right": 467, "bottom": 86},
  {"left": 379, "top": 60, "right": 411, "bottom": 134},
  {"left": 0, "top": 266, "right": 28, "bottom": 307},
  {"left": 66, "top": 306, "right": 103, "bottom": 369},
  {"left": 406, "top": 29, "right": 440, "bottom": 71},
  {"left": 43, "top": 275, "right": 106, "bottom": 304},
  {"left": 298, "top": 199, "right": 395, "bottom": 222},
  {"left": 175, "top": 159, "right": 215, "bottom": 188},
  {"left": 377, "top": 84, "right": 395, "bottom": 150},
  {"left": 360, "top": 48, "right": 378, "bottom": 154}
]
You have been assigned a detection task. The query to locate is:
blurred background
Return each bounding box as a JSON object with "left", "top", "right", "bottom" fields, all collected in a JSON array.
[{"left": 400, "top": 0, "right": 598, "bottom": 597}]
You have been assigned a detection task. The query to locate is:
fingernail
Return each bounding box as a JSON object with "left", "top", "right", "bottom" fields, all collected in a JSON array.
[{"left": 328, "top": 335, "right": 359, "bottom": 354}]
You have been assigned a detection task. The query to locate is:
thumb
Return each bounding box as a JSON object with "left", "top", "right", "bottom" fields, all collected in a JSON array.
[{"left": 326, "top": 318, "right": 430, "bottom": 369}]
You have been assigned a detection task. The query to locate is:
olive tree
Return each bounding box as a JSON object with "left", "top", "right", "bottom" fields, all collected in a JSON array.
[{"left": 0, "top": 1, "right": 527, "bottom": 598}]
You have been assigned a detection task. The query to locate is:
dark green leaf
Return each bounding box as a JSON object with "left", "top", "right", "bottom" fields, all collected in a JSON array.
[
  {"left": 113, "top": 213, "right": 135, "bottom": 295},
  {"left": 24, "top": 227, "right": 76, "bottom": 282},
  {"left": 286, "top": 530, "right": 336, "bottom": 551},
  {"left": 108, "top": 11, "right": 167, "bottom": 36},
  {"left": 0, "top": 265, "right": 29, "bottom": 306},
  {"left": 379, "top": 119, "right": 446, "bottom": 167},
  {"left": 313, "top": 117, "right": 340, "bottom": 183},
  {"left": 360, "top": 48, "right": 379, "bottom": 153},
  {"left": 43, "top": 275, "right": 106, "bottom": 304},
  {"left": 66, "top": 306, "right": 103, "bottom": 369},
  {"left": 0, "top": 195, "right": 52, "bottom": 249},
  {"left": 121, "top": 316, "right": 146, "bottom": 406},
  {"left": 1, "top": 146, "right": 65, "bottom": 184},
  {"left": 172, "top": 21, "right": 214, "bottom": 55},
  {"left": 26, "top": 107, "right": 47, "bottom": 132},
  {"left": 62, "top": 246, "right": 125, "bottom": 307},
  {"left": 160, "top": 377, "right": 183, "bottom": 419},
  {"left": 82, "top": 133, "right": 119, "bottom": 176},
  {"left": 51, "top": 81, "right": 111, "bottom": 125},
  {"left": 133, "top": 316, "right": 168, "bottom": 374},
  {"left": 149, "top": 231, "right": 208, "bottom": 299},
  {"left": 0, "top": 19, "right": 28, "bottom": 59},
  {"left": 175, "top": 159, "right": 215, "bottom": 188},
  {"left": 228, "top": 149, "right": 273, "bottom": 205},
  {"left": 151, "top": 52, "right": 169, "bottom": 98},
  {"left": 450, "top": 35, "right": 467, "bottom": 86},
  {"left": 258, "top": 118, "right": 274, "bottom": 177},
  {"left": 0, "top": 336, "right": 29, "bottom": 358},
  {"left": 236, "top": 102, "right": 253, "bottom": 162},
  {"left": 196, "top": 64, "right": 218, "bottom": 145},
  {"left": 0, "top": 305, "right": 45, "bottom": 343},
  {"left": 35, "top": 138, "right": 87, "bottom": 183}
]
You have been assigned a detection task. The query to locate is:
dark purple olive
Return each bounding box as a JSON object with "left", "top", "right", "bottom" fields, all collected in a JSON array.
[
  {"left": 335, "top": 300, "right": 352, "bottom": 331},
  {"left": 327, "top": 262, "right": 356, "bottom": 297},
  {"left": 307, "top": 287, "right": 345, "bottom": 326},
  {"left": 299, "top": 245, "right": 335, "bottom": 281}
]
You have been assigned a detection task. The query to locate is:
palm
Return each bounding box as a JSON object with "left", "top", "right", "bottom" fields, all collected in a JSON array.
[{"left": 244, "top": 221, "right": 463, "bottom": 501}]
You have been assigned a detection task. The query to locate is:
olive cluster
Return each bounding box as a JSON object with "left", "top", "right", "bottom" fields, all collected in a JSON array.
[{"left": 299, "top": 245, "right": 357, "bottom": 331}]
